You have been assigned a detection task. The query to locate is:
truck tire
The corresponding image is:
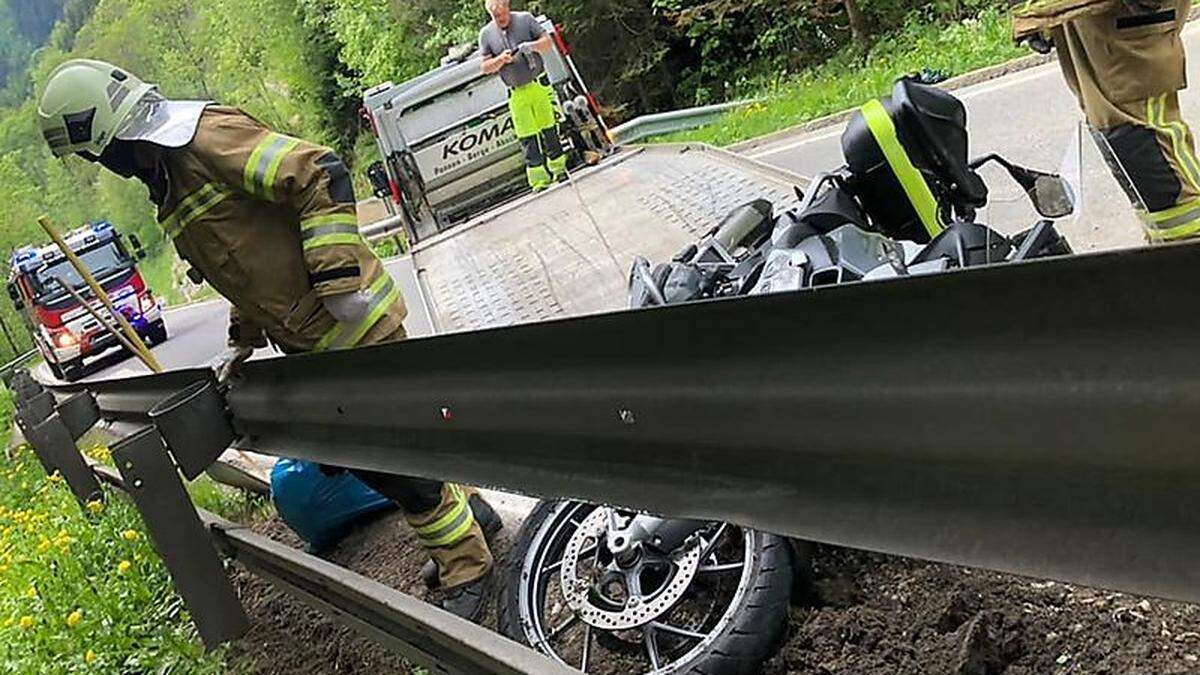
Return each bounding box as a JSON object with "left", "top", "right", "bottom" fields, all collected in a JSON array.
[
  {"left": 60, "top": 359, "right": 84, "bottom": 382},
  {"left": 147, "top": 320, "right": 168, "bottom": 345},
  {"left": 498, "top": 500, "right": 793, "bottom": 675}
]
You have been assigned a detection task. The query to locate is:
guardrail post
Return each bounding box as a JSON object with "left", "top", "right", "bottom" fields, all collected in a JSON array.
[
  {"left": 112, "top": 426, "right": 249, "bottom": 649},
  {"left": 24, "top": 413, "right": 102, "bottom": 504},
  {"left": 7, "top": 368, "right": 42, "bottom": 402},
  {"left": 16, "top": 390, "right": 55, "bottom": 433}
]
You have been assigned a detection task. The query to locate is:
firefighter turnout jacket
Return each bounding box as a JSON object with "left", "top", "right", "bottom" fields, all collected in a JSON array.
[
  {"left": 152, "top": 106, "right": 492, "bottom": 590},
  {"left": 158, "top": 106, "right": 406, "bottom": 352}
]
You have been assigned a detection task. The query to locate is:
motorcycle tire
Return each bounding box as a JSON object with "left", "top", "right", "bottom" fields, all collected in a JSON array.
[{"left": 498, "top": 500, "right": 793, "bottom": 675}]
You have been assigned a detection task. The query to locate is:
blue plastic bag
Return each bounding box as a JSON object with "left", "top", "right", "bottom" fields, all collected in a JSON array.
[{"left": 270, "top": 459, "right": 395, "bottom": 550}]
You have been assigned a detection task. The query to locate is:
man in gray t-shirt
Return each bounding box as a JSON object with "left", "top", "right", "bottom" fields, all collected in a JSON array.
[{"left": 479, "top": 0, "right": 567, "bottom": 190}]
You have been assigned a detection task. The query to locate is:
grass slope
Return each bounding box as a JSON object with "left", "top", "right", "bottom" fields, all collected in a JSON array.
[{"left": 658, "top": 7, "right": 1025, "bottom": 146}]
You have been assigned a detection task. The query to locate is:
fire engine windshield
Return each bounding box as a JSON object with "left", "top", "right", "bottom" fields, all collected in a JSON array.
[{"left": 33, "top": 243, "right": 131, "bottom": 302}]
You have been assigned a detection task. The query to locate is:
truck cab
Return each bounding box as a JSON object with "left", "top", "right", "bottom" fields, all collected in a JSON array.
[
  {"left": 7, "top": 221, "right": 166, "bottom": 381},
  {"left": 362, "top": 16, "right": 611, "bottom": 244}
]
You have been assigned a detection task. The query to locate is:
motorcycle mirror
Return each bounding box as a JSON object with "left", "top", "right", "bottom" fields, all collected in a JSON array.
[
  {"left": 1027, "top": 172, "right": 1076, "bottom": 219},
  {"left": 969, "top": 154, "right": 1075, "bottom": 219}
]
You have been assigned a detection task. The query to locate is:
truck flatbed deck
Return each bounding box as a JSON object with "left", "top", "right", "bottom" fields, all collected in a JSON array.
[{"left": 401, "top": 144, "right": 806, "bottom": 335}]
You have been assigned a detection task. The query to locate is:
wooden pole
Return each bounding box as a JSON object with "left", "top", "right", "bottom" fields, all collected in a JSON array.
[
  {"left": 37, "top": 216, "right": 163, "bottom": 373},
  {"left": 54, "top": 277, "right": 161, "bottom": 374}
]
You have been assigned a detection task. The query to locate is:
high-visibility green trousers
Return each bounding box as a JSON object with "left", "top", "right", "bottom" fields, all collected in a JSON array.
[{"left": 509, "top": 80, "right": 567, "bottom": 190}]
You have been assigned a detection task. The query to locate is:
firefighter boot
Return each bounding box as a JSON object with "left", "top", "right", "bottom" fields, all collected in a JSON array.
[
  {"left": 406, "top": 484, "right": 495, "bottom": 622},
  {"left": 421, "top": 492, "right": 503, "bottom": 589}
]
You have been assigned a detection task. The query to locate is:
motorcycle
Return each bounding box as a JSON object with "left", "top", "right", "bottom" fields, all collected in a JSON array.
[
  {"left": 631, "top": 78, "right": 1075, "bottom": 307},
  {"left": 497, "top": 77, "right": 1075, "bottom": 675}
]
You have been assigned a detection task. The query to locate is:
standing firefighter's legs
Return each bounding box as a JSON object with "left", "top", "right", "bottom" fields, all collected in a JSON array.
[
  {"left": 353, "top": 472, "right": 496, "bottom": 621},
  {"left": 510, "top": 80, "right": 567, "bottom": 190},
  {"left": 1050, "top": 0, "right": 1200, "bottom": 240}
]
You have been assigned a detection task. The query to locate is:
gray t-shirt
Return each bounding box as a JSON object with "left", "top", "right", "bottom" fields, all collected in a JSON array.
[{"left": 479, "top": 12, "right": 546, "bottom": 89}]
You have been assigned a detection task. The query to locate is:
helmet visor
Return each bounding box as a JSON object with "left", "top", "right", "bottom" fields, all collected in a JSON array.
[{"left": 115, "top": 93, "right": 209, "bottom": 149}]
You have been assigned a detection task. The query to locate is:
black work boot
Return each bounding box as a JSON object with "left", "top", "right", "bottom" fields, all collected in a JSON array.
[
  {"left": 441, "top": 568, "right": 494, "bottom": 623},
  {"left": 421, "top": 493, "right": 503, "bottom": 589}
]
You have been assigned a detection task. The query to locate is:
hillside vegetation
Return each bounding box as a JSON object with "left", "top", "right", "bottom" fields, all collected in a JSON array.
[{"left": 0, "top": 0, "right": 1012, "bottom": 362}]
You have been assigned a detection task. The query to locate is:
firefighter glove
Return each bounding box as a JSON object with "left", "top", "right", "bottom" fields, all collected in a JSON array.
[{"left": 213, "top": 345, "right": 254, "bottom": 384}]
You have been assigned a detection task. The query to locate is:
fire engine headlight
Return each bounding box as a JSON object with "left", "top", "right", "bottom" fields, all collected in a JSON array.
[{"left": 54, "top": 332, "right": 79, "bottom": 349}]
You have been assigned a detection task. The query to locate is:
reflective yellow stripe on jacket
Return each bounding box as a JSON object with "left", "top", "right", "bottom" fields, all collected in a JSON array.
[
  {"left": 301, "top": 213, "right": 363, "bottom": 251},
  {"left": 413, "top": 485, "right": 474, "bottom": 548},
  {"left": 314, "top": 272, "right": 401, "bottom": 352},
  {"left": 244, "top": 132, "right": 301, "bottom": 201},
  {"left": 161, "top": 183, "right": 231, "bottom": 239}
]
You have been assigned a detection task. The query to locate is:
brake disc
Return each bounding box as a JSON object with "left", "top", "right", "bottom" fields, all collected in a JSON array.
[{"left": 559, "top": 507, "right": 703, "bottom": 631}]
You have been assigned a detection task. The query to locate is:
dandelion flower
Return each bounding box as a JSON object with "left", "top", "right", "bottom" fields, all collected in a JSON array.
[
  {"left": 25, "top": 586, "right": 36, "bottom": 599},
  {"left": 121, "top": 530, "right": 140, "bottom": 542},
  {"left": 85, "top": 649, "right": 96, "bottom": 664},
  {"left": 18, "top": 615, "right": 33, "bottom": 630},
  {"left": 48, "top": 472, "right": 62, "bottom": 484},
  {"left": 116, "top": 560, "right": 132, "bottom": 575},
  {"left": 85, "top": 500, "right": 104, "bottom": 515},
  {"left": 66, "top": 610, "right": 82, "bottom": 628}
]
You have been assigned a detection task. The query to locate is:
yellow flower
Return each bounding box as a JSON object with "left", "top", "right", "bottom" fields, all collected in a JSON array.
[
  {"left": 47, "top": 471, "right": 62, "bottom": 484},
  {"left": 85, "top": 649, "right": 96, "bottom": 664},
  {"left": 25, "top": 586, "right": 36, "bottom": 599},
  {"left": 18, "top": 615, "right": 33, "bottom": 630},
  {"left": 116, "top": 560, "right": 132, "bottom": 575},
  {"left": 66, "top": 610, "right": 82, "bottom": 628},
  {"left": 121, "top": 530, "right": 140, "bottom": 542},
  {"left": 85, "top": 500, "right": 104, "bottom": 515}
]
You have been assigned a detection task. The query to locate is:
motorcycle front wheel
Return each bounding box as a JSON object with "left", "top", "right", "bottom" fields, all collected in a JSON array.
[{"left": 498, "top": 500, "right": 793, "bottom": 675}]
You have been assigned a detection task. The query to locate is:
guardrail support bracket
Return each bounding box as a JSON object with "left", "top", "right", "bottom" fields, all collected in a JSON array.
[
  {"left": 149, "top": 380, "right": 237, "bottom": 481},
  {"left": 113, "top": 426, "right": 249, "bottom": 649},
  {"left": 57, "top": 391, "right": 100, "bottom": 441}
]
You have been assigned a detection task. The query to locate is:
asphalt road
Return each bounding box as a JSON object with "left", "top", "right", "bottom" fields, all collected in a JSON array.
[
  {"left": 40, "top": 26, "right": 1200, "bottom": 384},
  {"left": 746, "top": 20, "right": 1200, "bottom": 253}
]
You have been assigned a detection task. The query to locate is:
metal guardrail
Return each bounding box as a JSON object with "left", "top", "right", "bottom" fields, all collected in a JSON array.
[
  {"left": 23, "top": 240, "right": 1200, "bottom": 664},
  {"left": 11, "top": 373, "right": 572, "bottom": 674},
  {"left": 84, "top": 465, "right": 570, "bottom": 675},
  {"left": 608, "top": 100, "right": 758, "bottom": 145},
  {"left": 361, "top": 214, "right": 407, "bottom": 244}
]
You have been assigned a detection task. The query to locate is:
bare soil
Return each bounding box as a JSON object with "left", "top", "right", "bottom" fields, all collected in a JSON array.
[
  {"left": 766, "top": 545, "right": 1200, "bottom": 675},
  {"left": 223, "top": 511, "right": 1200, "bottom": 675}
]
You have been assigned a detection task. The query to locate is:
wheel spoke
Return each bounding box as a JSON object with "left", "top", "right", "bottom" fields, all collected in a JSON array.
[
  {"left": 696, "top": 561, "right": 745, "bottom": 574},
  {"left": 649, "top": 620, "right": 708, "bottom": 641},
  {"left": 643, "top": 625, "right": 662, "bottom": 670},
  {"left": 547, "top": 613, "right": 580, "bottom": 641},
  {"left": 698, "top": 523, "right": 728, "bottom": 561},
  {"left": 580, "top": 624, "right": 593, "bottom": 671},
  {"left": 541, "top": 543, "right": 596, "bottom": 576}
]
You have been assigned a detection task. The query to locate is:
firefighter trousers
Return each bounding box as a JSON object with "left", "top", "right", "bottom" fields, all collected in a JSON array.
[
  {"left": 509, "top": 80, "right": 567, "bottom": 190},
  {"left": 351, "top": 471, "right": 493, "bottom": 588},
  {"left": 318, "top": 324, "right": 493, "bottom": 589},
  {"left": 1051, "top": 0, "right": 1200, "bottom": 240}
]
